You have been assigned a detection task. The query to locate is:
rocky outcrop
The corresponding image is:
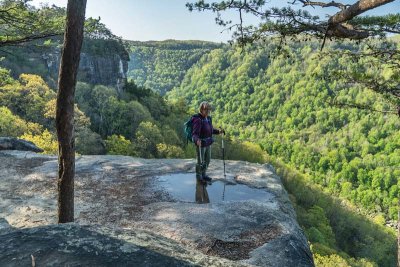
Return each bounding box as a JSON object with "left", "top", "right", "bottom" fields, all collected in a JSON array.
[
  {"left": 4, "top": 38, "right": 129, "bottom": 91},
  {"left": 78, "top": 53, "right": 128, "bottom": 93},
  {"left": 0, "top": 151, "right": 314, "bottom": 266},
  {"left": 43, "top": 52, "right": 128, "bottom": 92},
  {"left": 0, "top": 137, "right": 43, "bottom": 153}
]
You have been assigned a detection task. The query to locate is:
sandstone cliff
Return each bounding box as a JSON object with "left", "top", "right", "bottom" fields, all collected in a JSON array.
[
  {"left": 44, "top": 51, "right": 128, "bottom": 92},
  {"left": 0, "top": 151, "right": 314, "bottom": 266},
  {"left": 3, "top": 38, "right": 129, "bottom": 91}
]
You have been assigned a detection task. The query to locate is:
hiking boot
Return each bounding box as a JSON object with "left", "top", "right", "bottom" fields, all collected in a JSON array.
[{"left": 203, "top": 175, "right": 212, "bottom": 182}]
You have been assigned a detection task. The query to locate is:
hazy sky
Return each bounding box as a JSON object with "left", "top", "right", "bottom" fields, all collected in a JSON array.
[{"left": 30, "top": 0, "right": 400, "bottom": 43}]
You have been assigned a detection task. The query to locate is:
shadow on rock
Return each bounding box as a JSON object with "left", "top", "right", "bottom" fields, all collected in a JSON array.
[{"left": 0, "top": 223, "right": 197, "bottom": 267}]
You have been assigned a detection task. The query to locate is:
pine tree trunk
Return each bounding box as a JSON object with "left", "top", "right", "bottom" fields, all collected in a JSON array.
[{"left": 56, "top": 0, "right": 86, "bottom": 223}]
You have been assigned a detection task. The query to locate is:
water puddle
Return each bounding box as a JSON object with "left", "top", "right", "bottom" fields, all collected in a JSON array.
[{"left": 156, "top": 173, "right": 274, "bottom": 203}]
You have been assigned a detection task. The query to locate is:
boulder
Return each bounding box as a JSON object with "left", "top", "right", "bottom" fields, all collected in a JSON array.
[{"left": 0, "top": 137, "right": 43, "bottom": 153}]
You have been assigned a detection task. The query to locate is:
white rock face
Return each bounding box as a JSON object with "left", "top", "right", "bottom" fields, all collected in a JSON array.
[{"left": 0, "top": 151, "right": 314, "bottom": 267}]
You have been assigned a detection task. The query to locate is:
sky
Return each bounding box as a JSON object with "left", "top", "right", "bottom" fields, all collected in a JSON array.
[{"left": 30, "top": 0, "right": 400, "bottom": 43}]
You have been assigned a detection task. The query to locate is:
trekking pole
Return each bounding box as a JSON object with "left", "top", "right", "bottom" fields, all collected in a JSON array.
[
  {"left": 222, "top": 132, "right": 226, "bottom": 201},
  {"left": 222, "top": 132, "right": 226, "bottom": 179},
  {"left": 198, "top": 143, "right": 203, "bottom": 178},
  {"left": 199, "top": 143, "right": 202, "bottom": 164}
]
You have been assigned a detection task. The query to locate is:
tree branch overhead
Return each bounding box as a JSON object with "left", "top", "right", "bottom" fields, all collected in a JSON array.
[{"left": 187, "top": 0, "right": 400, "bottom": 42}]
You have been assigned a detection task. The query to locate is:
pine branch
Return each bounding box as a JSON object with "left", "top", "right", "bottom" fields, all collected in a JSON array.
[
  {"left": 0, "top": 33, "right": 62, "bottom": 47},
  {"left": 298, "top": 0, "right": 350, "bottom": 10},
  {"left": 330, "top": 100, "right": 398, "bottom": 116}
]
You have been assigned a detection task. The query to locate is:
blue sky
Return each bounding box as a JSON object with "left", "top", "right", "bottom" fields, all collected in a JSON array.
[{"left": 30, "top": 0, "right": 400, "bottom": 43}]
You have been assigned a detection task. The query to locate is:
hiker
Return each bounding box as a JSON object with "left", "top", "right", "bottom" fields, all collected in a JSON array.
[{"left": 192, "top": 101, "right": 225, "bottom": 182}]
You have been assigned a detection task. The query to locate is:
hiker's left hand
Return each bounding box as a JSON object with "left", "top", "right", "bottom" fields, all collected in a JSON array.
[
  {"left": 219, "top": 128, "right": 225, "bottom": 135},
  {"left": 196, "top": 139, "right": 201, "bottom": 147}
]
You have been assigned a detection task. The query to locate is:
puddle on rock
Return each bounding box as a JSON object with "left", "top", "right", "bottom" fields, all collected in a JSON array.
[{"left": 156, "top": 173, "right": 274, "bottom": 203}]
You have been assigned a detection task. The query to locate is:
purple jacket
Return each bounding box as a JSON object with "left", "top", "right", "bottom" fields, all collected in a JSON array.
[{"left": 192, "top": 113, "right": 220, "bottom": 147}]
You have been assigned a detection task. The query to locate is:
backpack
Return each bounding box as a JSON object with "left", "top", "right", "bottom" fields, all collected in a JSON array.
[
  {"left": 184, "top": 114, "right": 213, "bottom": 144},
  {"left": 183, "top": 114, "right": 200, "bottom": 144}
]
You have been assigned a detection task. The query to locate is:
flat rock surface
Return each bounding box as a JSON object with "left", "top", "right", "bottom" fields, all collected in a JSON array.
[{"left": 0, "top": 151, "right": 314, "bottom": 266}]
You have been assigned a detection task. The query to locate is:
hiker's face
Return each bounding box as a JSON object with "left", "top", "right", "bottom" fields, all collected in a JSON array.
[{"left": 201, "top": 107, "right": 211, "bottom": 117}]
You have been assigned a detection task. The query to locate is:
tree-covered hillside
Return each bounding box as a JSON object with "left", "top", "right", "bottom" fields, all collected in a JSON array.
[
  {"left": 0, "top": 66, "right": 187, "bottom": 157},
  {"left": 169, "top": 41, "right": 399, "bottom": 221},
  {"left": 126, "top": 40, "right": 223, "bottom": 95},
  {"left": 168, "top": 40, "right": 399, "bottom": 266}
]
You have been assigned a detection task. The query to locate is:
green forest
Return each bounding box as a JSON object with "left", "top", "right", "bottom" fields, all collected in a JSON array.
[
  {"left": 0, "top": 1, "right": 399, "bottom": 266},
  {"left": 135, "top": 39, "right": 399, "bottom": 266},
  {"left": 127, "top": 40, "right": 222, "bottom": 95},
  {"left": 169, "top": 40, "right": 400, "bottom": 222},
  {"left": 170, "top": 41, "right": 399, "bottom": 266}
]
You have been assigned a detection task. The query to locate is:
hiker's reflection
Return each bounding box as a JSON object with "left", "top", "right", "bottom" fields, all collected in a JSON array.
[{"left": 195, "top": 179, "right": 210, "bottom": 204}]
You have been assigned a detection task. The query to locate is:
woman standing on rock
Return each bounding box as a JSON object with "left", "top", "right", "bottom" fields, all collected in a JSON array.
[{"left": 192, "top": 101, "right": 224, "bottom": 183}]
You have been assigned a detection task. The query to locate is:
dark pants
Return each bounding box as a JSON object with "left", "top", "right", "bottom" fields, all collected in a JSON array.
[{"left": 196, "top": 145, "right": 211, "bottom": 179}]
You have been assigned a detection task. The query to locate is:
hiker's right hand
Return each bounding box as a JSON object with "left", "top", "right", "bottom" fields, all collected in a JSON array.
[{"left": 196, "top": 140, "right": 201, "bottom": 147}]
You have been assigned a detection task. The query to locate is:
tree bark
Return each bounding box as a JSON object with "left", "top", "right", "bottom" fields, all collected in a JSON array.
[
  {"left": 328, "top": 0, "right": 395, "bottom": 25},
  {"left": 56, "top": 0, "right": 86, "bottom": 223},
  {"left": 325, "top": 0, "right": 395, "bottom": 39}
]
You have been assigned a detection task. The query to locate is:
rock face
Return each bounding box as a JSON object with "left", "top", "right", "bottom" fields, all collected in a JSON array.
[
  {"left": 0, "top": 137, "right": 43, "bottom": 153},
  {"left": 0, "top": 151, "right": 314, "bottom": 267},
  {"left": 79, "top": 53, "right": 128, "bottom": 93},
  {"left": 3, "top": 39, "right": 129, "bottom": 91},
  {"left": 44, "top": 52, "right": 128, "bottom": 92}
]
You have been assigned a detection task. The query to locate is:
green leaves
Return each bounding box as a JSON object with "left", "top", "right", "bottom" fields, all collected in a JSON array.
[
  {"left": 105, "top": 135, "right": 136, "bottom": 156},
  {"left": 169, "top": 40, "right": 399, "bottom": 227},
  {"left": 0, "top": 0, "right": 65, "bottom": 47},
  {"left": 127, "top": 41, "right": 220, "bottom": 95},
  {"left": 350, "top": 14, "right": 400, "bottom": 35}
]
